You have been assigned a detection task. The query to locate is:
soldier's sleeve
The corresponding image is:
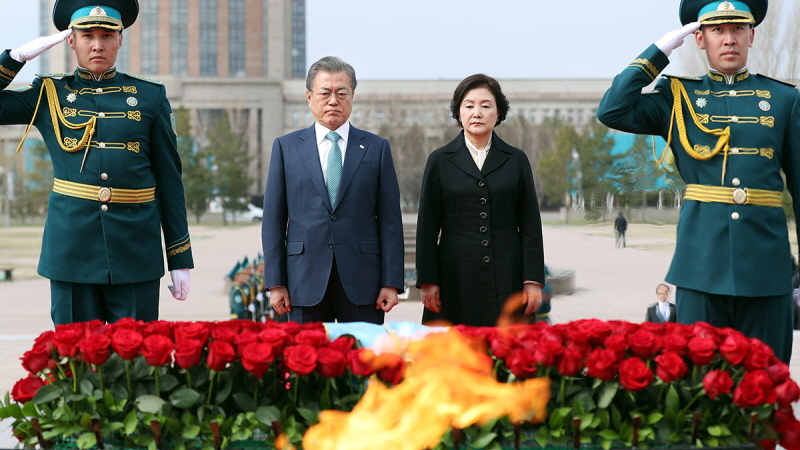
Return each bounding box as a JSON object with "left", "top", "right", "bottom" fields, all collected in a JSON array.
[
  {"left": 148, "top": 84, "right": 194, "bottom": 270},
  {"left": 0, "top": 50, "right": 41, "bottom": 126},
  {"left": 596, "top": 44, "right": 674, "bottom": 137},
  {"left": 781, "top": 88, "right": 800, "bottom": 256}
]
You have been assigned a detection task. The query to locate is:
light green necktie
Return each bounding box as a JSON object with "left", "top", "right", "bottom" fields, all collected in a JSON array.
[{"left": 326, "top": 131, "right": 342, "bottom": 207}]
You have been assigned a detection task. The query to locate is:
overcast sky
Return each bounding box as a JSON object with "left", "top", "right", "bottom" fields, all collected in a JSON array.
[{"left": 0, "top": 0, "right": 706, "bottom": 82}]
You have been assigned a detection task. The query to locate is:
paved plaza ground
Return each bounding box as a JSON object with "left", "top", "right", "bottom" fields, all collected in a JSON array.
[{"left": 0, "top": 216, "right": 797, "bottom": 444}]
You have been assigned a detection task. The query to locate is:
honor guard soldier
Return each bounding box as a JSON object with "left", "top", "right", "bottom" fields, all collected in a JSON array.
[
  {"left": 0, "top": 0, "right": 194, "bottom": 324},
  {"left": 597, "top": 0, "right": 798, "bottom": 363},
  {"left": 229, "top": 261, "right": 249, "bottom": 320},
  {"left": 251, "top": 254, "right": 265, "bottom": 321}
]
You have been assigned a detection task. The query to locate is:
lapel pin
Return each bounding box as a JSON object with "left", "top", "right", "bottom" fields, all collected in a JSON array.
[{"left": 360, "top": 145, "right": 364, "bottom": 149}]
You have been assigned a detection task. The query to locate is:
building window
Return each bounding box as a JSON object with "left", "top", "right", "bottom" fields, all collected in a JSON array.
[
  {"left": 291, "top": 111, "right": 300, "bottom": 126},
  {"left": 140, "top": 0, "right": 158, "bottom": 75},
  {"left": 376, "top": 111, "right": 384, "bottom": 126},
  {"left": 291, "top": 0, "right": 306, "bottom": 78},
  {"left": 200, "top": 0, "right": 218, "bottom": 77},
  {"left": 529, "top": 109, "right": 537, "bottom": 124},
  {"left": 170, "top": 0, "right": 188, "bottom": 76},
  {"left": 352, "top": 110, "right": 361, "bottom": 126},
  {"left": 229, "top": 0, "right": 246, "bottom": 78},
  {"left": 567, "top": 109, "right": 574, "bottom": 124}
]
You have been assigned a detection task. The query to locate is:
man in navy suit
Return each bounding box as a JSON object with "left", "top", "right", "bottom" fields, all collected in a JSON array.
[{"left": 262, "top": 56, "right": 404, "bottom": 324}]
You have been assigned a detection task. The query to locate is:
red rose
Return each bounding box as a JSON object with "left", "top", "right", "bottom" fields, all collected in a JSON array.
[
  {"left": 743, "top": 339, "right": 776, "bottom": 372},
  {"left": 175, "top": 338, "right": 204, "bottom": 369},
  {"left": 490, "top": 332, "right": 517, "bottom": 359},
  {"left": 298, "top": 321, "right": 326, "bottom": 332},
  {"left": 453, "top": 325, "right": 493, "bottom": 350},
  {"left": 608, "top": 320, "right": 639, "bottom": 336},
  {"left": 627, "top": 328, "right": 661, "bottom": 359},
  {"left": 34, "top": 330, "right": 55, "bottom": 351},
  {"left": 284, "top": 344, "right": 318, "bottom": 376},
  {"left": 686, "top": 336, "right": 717, "bottom": 366},
  {"left": 141, "top": 335, "right": 174, "bottom": 367},
  {"left": 110, "top": 317, "right": 143, "bottom": 331},
  {"left": 766, "top": 363, "right": 791, "bottom": 385},
  {"left": 690, "top": 322, "right": 721, "bottom": 342},
  {"left": 733, "top": 370, "right": 776, "bottom": 408},
  {"left": 604, "top": 334, "right": 627, "bottom": 358},
  {"left": 664, "top": 321, "right": 692, "bottom": 339},
  {"left": 775, "top": 410, "right": 800, "bottom": 450},
  {"left": 374, "top": 352, "right": 406, "bottom": 385},
  {"left": 293, "top": 329, "right": 329, "bottom": 348},
  {"left": 143, "top": 321, "right": 174, "bottom": 340},
  {"left": 259, "top": 328, "right": 289, "bottom": 356},
  {"left": 316, "top": 347, "right": 347, "bottom": 378},
  {"left": 618, "top": 357, "right": 654, "bottom": 392},
  {"left": 211, "top": 321, "right": 241, "bottom": 343},
  {"left": 566, "top": 340, "right": 591, "bottom": 358},
  {"left": 348, "top": 348, "right": 376, "bottom": 377},
  {"left": 638, "top": 321, "right": 665, "bottom": 335},
  {"left": 206, "top": 341, "right": 237, "bottom": 371},
  {"left": 557, "top": 347, "right": 584, "bottom": 377},
  {"left": 81, "top": 334, "right": 112, "bottom": 366},
  {"left": 240, "top": 320, "right": 263, "bottom": 334},
  {"left": 662, "top": 334, "right": 688, "bottom": 356},
  {"left": 585, "top": 348, "right": 619, "bottom": 381},
  {"left": 719, "top": 332, "right": 750, "bottom": 365},
  {"left": 11, "top": 376, "right": 45, "bottom": 403},
  {"left": 234, "top": 332, "right": 260, "bottom": 357},
  {"left": 774, "top": 380, "right": 800, "bottom": 408},
  {"left": 174, "top": 322, "right": 210, "bottom": 345},
  {"left": 702, "top": 369, "right": 734, "bottom": 399},
  {"left": 21, "top": 344, "right": 52, "bottom": 374},
  {"left": 53, "top": 325, "right": 83, "bottom": 357},
  {"left": 571, "top": 319, "right": 613, "bottom": 345},
  {"left": 241, "top": 343, "right": 275, "bottom": 379},
  {"left": 533, "top": 338, "right": 564, "bottom": 367},
  {"left": 506, "top": 348, "right": 537, "bottom": 379},
  {"left": 111, "top": 329, "right": 144, "bottom": 360},
  {"left": 327, "top": 336, "right": 356, "bottom": 353},
  {"left": 654, "top": 351, "right": 688, "bottom": 383}
]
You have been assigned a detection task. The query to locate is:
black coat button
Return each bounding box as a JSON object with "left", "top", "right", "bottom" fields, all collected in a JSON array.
[
  {"left": 478, "top": 181, "right": 485, "bottom": 187},
  {"left": 480, "top": 198, "right": 487, "bottom": 205},
  {"left": 481, "top": 240, "right": 489, "bottom": 247},
  {"left": 480, "top": 226, "right": 487, "bottom": 233},
  {"left": 480, "top": 212, "right": 487, "bottom": 219},
  {"left": 483, "top": 256, "right": 491, "bottom": 263},
  {"left": 331, "top": 214, "right": 337, "bottom": 220},
  {"left": 328, "top": 243, "right": 334, "bottom": 249}
]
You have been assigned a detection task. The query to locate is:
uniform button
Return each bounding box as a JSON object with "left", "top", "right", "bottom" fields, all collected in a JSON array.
[
  {"left": 98, "top": 142, "right": 106, "bottom": 148},
  {"left": 101, "top": 173, "right": 109, "bottom": 180},
  {"left": 101, "top": 205, "right": 108, "bottom": 212},
  {"left": 479, "top": 212, "right": 487, "bottom": 219},
  {"left": 98, "top": 112, "right": 106, "bottom": 119},
  {"left": 481, "top": 240, "right": 489, "bottom": 247},
  {"left": 480, "top": 198, "right": 487, "bottom": 205},
  {"left": 483, "top": 256, "right": 491, "bottom": 263},
  {"left": 729, "top": 90, "right": 737, "bottom": 96},
  {"left": 478, "top": 181, "right": 485, "bottom": 187},
  {"left": 96, "top": 88, "right": 103, "bottom": 94},
  {"left": 331, "top": 214, "right": 337, "bottom": 221},
  {"left": 730, "top": 116, "right": 739, "bottom": 123},
  {"left": 479, "top": 226, "right": 487, "bottom": 233},
  {"left": 731, "top": 212, "right": 740, "bottom": 220},
  {"left": 732, "top": 178, "right": 740, "bottom": 186},
  {"left": 328, "top": 243, "right": 334, "bottom": 249},
  {"left": 730, "top": 147, "right": 739, "bottom": 154}
]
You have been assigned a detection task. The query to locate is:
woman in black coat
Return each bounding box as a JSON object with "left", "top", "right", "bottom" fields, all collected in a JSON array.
[{"left": 416, "top": 74, "right": 545, "bottom": 327}]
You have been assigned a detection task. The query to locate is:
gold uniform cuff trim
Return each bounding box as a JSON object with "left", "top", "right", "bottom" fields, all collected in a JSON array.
[
  {"left": 684, "top": 184, "right": 782, "bottom": 207},
  {"left": 53, "top": 178, "right": 155, "bottom": 203}
]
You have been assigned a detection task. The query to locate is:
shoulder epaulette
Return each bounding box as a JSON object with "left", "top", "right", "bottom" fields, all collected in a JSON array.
[
  {"left": 754, "top": 73, "right": 796, "bottom": 87},
  {"left": 663, "top": 74, "right": 702, "bottom": 81},
  {"left": 10, "top": 85, "right": 33, "bottom": 92},
  {"left": 123, "top": 73, "right": 163, "bottom": 85},
  {"left": 36, "top": 73, "right": 71, "bottom": 79}
]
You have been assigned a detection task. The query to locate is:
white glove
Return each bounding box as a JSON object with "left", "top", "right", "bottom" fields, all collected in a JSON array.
[
  {"left": 655, "top": 22, "right": 701, "bottom": 57},
  {"left": 11, "top": 30, "right": 72, "bottom": 63},
  {"left": 169, "top": 269, "right": 191, "bottom": 301}
]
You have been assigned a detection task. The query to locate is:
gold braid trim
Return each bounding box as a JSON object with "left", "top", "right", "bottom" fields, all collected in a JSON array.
[{"left": 657, "top": 78, "right": 731, "bottom": 185}]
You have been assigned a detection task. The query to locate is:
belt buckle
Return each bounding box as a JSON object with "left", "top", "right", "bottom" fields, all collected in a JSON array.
[
  {"left": 732, "top": 188, "right": 747, "bottom": 205},
  {"left": 98, "top": 187, "right": 112, "bottom": 203}
]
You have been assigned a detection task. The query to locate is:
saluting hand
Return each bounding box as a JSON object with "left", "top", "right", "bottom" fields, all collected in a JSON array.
[
  {"left": 11, "top": 29, "right": 72, "bottom": 63},
  {"left": 655, "top": 22, "right": 701, "bottom": 57}
]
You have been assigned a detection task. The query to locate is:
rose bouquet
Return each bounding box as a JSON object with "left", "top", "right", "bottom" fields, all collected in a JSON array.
[{"left": 1, "top": 318, "right": 405, "bottom": 450}]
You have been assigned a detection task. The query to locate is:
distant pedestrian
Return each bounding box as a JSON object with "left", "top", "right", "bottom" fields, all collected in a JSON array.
[{"left": 614, "top": 212, "right": 627, "bottom": 248}]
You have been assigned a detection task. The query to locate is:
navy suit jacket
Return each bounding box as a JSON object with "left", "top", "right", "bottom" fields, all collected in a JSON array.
[{"left": 262, "top": 123, "right": 404, "bottom": 307}]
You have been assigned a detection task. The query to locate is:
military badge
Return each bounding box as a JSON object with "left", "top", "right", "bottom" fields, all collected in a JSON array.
[
  {"left": 127, "top": 97, "right": 138, "bottom": 107},
  {"left": 695, "top": 97, "right": 707, "bottom": 108},
  {"left": 759, "top": 101, "right": 771, "bottom": 111},
  {"left": 66, "top": 93, "right": 77, "bottom": 103},
  {"left": 171, "top": 113, "right": 177, "bottom": 136}
]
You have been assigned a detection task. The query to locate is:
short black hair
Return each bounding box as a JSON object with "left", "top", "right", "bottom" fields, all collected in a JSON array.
[
  {"left": 450, "top": 74, "right": 509, "bottom": 128},
  {"left": 656, "top": 283, "right": 670, "bottom": 294}
]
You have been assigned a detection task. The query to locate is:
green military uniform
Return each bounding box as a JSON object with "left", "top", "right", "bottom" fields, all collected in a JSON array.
[
  {"left": 0, "top": 0, "right": 193, "bottom": 323},
  {"left": 250, "top": 254, "right": 265, "bottom": 321},
  {"left": 229, "top": 261, "right": 248, "bottom": 319},
  {"left": 597, "top": 0, "right": 796, "bottom": 362}
]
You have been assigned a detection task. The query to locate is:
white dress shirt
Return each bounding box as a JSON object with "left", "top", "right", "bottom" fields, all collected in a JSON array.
[
  {"left": 315, "top": 121, "right": 350, "bottom": 184},
  {"left": 464, "top": 135, "right": 492, "bottom": 170},
  {"left": 658, "top": 301, "right": 670, "bottom": 321}
]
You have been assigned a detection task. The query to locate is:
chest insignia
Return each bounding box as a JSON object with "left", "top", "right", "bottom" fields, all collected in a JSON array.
[
  {"left": 127, "top": 97, "right": 138, "bottom": 107},
  {"left": 759, "top": 101, "right": 771, "bottom": 112},
  {"left": 66, "top": 92, "right": 77, "bottom": 103},
  {"left": 695, "top": 97, "right": 708, "bottom": 108}
]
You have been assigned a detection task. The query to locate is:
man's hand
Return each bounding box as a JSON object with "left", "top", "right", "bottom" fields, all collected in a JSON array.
[
  {"left": 375, "top": 287, "right": 399, "bottom": 313},
  {"left": 270, "top": 287, "right": 292, "bottom": 315},
  {"left": 420, "top": 284, "right": 441, "bottom": 313},
  {"left": 11, "top": 30, "right": 72, "bottom": 63},
  {"left": 655, "top": 22, "right": 701, "bottom": 57},
  {"left": 522, "top": 283, "right": 543, "bottom": 315},
  {"left": 169, "top": 269, "right": 190, "bottom": 301}
]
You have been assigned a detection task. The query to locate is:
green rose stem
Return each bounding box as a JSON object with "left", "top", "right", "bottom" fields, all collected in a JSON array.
[
  {"left": 68, "top": 359, "right": 78, "bottom": 392},
  {"left": 125, "top": 360, "right": 132, "bottom": 400},
  {"left": 185, "top": 370, "right": 192, "bottom": 389},
  {"left": 292, "top": 375, "right": 299, "bottom": 406},
  {"left": 97, "top": 365, "right": 105, "bottom": 392},
  {"left": 207, "top": 371, "right": 217, "bottom": 405},
  {"left": 154, "top": 368, "right": 161, "bottom": 397},
  {"left": 559, "top": 377, "right": 566, "bottom": 408}
]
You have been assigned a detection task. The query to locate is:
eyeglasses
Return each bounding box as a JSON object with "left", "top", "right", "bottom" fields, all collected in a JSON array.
[{"left": 312, "top": 91, "right": 352, "bottom": 101}]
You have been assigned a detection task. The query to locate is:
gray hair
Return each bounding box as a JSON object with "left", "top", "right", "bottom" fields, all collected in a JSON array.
[{"left": 305, "top": 56, "right": 357, "bottom": 92}]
